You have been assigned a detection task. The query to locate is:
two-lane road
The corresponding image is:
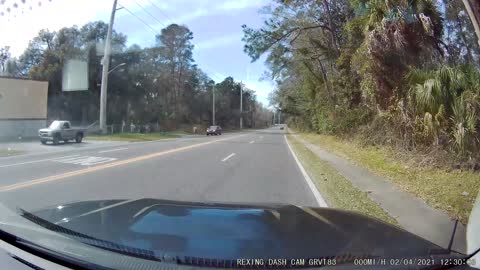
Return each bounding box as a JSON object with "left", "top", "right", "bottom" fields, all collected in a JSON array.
[{"left": 0, "top": 128, "right": 319, "bottom": 211}]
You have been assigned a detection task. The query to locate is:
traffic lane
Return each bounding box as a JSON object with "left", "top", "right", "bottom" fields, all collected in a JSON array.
[
  {"left": 0, "top": 131, "right": 257, "bottom": 210},
  {"left": 0, "top": 133, "right": 246, "bottom": 188},
  {"left": 201, "top": 129, "right": 318, "bottom": 207},
  {"left": 0, "top": 135, "right": 190, "bottom": 164},
  {"left": 0, "top": 132, "right": 242, "bottom": 170},
  {"left": 0, "top": 132, "right": 238, "bottom": 165},
  {"left": 88, "top": 132, "right": 245, "bottom": 161},
  {"left": 0, "top": 129, "right": 314, "bottom": 211}
]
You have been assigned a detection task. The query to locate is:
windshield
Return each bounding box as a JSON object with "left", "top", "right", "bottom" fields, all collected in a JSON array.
[
  {"left": 48, "top": 121, "right": 61, "bottom": 129},
  {"left": 0, "top": 0, "right": 479, "bottom": 269}
]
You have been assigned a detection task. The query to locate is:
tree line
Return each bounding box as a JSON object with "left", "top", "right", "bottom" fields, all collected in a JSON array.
[
  {"left": 243, "top": 0, "right": 480, "bottom": 165},
  {"left": 1, "top": 21, "right": 273, "bottom": 131}
]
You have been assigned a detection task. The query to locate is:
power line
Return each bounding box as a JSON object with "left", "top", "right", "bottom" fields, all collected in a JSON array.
[
  {"left": 191, "top": 43, "right": 226, "bottom": 81},
  {"left": 120, "top": 2, "right": 225, "bottom": 82},
  {"left": 202, "top": 67, "right": 225, "bottom": 82},
  {"left": 120, "top": 4, "right": 159, "bottom": 35},
  {"left": 133, "top": 0, "right": 166, "bottom": 28},
  {"left": 145, "top": 0, "right": 174, "bottom": 24}
]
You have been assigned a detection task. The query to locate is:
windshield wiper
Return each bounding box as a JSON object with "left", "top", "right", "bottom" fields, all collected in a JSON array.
[
  {"left": 19, "top": 208, "right": 479, "bottom": 270},
  {"left": 17, "top": 209, "right": 366, "bottom": 269},
  {"left": 18, "top": 208, "right": 168, "bottom": 262},
  {"left": 417, "top": 218, "right": 479, "bottom": 270},
  {"left": 16, "top": 209, "right": 247, "bottom": 268}
]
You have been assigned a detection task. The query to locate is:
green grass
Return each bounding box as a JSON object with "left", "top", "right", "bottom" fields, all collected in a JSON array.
[
  {"left": 287, "top": 135, "right": 398, "bottom": 225},
  {"left": 0, "top": 148, "right": 24, "bottom": 157},
  {"left": 297, "top": 132, "right": 480, "bottom": 225},
  {"left": 87, "top": 132, "right": 180, "bottom": 142}
]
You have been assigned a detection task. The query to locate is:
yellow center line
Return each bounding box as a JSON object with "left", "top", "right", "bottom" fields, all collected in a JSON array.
[{"left": 0, "top": 134, "right": 246, "bottom": 192}]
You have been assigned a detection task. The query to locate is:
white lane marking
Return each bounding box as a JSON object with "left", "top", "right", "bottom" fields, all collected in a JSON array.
[
  {"left": 52, "top": 156, "right": 89, "bottom": 163},
  {"left": 54, "top": 156, "right": 117, "bottom": 166},
  {"left": 284, "top": 135, "right": 328, "bottom": 208},
  {"left": 98, "top": 147, "right": 128, "bottom": 154},
  {"left": 221, "top": 153, "right": 236, "bottom": 162},
  {"left": 0, "top": 155, "right": 81, "bottom": 168},
  {"left": 249, "top": 140, "right": 255, "bottom": 144}
]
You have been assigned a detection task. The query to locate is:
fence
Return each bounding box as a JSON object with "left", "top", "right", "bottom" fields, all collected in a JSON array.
[{"left": 103, "top": 122, "right": 209, "bottom": 135}]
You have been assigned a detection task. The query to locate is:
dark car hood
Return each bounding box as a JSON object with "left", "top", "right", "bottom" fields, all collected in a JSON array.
[{"left": 30, "top": 199, "right": 448, "bottom": 261}]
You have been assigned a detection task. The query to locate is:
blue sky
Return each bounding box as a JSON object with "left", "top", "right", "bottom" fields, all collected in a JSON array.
[{"left": 0, "top": 0, "right": 274, "bottom": 105}]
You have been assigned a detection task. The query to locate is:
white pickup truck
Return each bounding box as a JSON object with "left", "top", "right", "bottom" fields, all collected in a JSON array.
[{"left": 38, "top": 120, "right": 86, "bottom": 145}]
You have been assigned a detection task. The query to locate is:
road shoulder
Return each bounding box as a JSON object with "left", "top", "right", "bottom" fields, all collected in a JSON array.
[
  {"left": 0, "top": 148, "right": 24, "bottom": 157},
  {"left": 286, "top": 134, "right": 397, "bottom": 224},
  {"left": 288, "top": 132, "right": 466, "bottom": 253}
]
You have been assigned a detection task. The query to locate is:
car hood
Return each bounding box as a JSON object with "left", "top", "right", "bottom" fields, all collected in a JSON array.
[
  {"left": 27, "top": 199, "right": 448, "bottom": 261},
  {"left": 38, "top": 128, "right": 52, "bottom": 132}
]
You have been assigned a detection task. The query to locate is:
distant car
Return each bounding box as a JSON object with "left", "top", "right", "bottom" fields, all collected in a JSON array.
[
  {"left": 206, "top": 125, "right": 222, "bottom": 136},
  {"left": 38, "top": 120, "right": 86, "bottom": 145},
  {"left": 280, "top": 126, "right": 284, "bottom": 130}
]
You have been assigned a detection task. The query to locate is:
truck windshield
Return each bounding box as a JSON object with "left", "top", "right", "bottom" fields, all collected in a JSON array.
[{"left": 48, "top": 121, "right": 61, "bottom": 129}]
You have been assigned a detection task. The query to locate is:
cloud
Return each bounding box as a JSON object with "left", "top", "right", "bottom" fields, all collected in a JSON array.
[
  {"left": 0, "top": 0, "right": 174, "bottom": 57},
  {"left": 195, "top": 33, "right": 242, "bottom": 50},
  {"left": 175, "top": 8, "right": 209, "bottom": 23},
  {"left": 0, "top": 0, "right": 111, "bottom": 56},
  {"left": 212, "top": 71, "right": 227, "bottom": 81},
  {"left": 243, "top": 79, "right": 274, "bottom": 105},
  {"left": 218, "top": 0, "right": 266, "bottom": 11},
  {"left": 121, "top": 0, "right": 171, "bottom": 12},
  {"left": 166, "top": 0, "right": 266, "bottom": 24}
]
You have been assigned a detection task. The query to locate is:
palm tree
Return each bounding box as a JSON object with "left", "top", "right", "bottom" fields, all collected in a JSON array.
[
  {"left": 354, "top": 0, "right": 444, "bottom": 109},
  {"left": 408, "top": 65, "right": 479, "bottom": 154}
]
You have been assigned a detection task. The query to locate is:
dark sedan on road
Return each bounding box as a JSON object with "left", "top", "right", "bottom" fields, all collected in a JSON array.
[{"left": 207, "top": 125, "right": 222, "bottom": 136}]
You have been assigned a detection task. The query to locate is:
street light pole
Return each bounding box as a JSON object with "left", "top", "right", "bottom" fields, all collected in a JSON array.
[
  {"left": 240, "top": 81, "right": 243, "bottom": 129},
  {"left": 108, "top": 62, "right": 126, "bottom": 75},
  {"left": 99, "top": 0, "right": 118, "bottom": 134},
  {"left": 212, "top": 84, "right": 215, "bottom": 125}
]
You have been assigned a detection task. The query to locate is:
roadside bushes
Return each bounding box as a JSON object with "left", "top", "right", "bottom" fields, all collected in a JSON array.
[
  {"left": 293, "top": 64, "right": 480, "bottom": 167},
  {"left": 406, "top": 65, "right": 480, "bottom": 159}
]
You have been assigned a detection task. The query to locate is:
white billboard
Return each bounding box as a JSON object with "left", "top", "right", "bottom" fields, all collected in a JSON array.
[{"left": 62, "top": 59, "right": 88, "bottom": 91}]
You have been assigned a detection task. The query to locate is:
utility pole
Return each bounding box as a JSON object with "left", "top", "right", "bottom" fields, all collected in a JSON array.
[
  {"left": 99, "top": 0, "right": 119, "bottom": 134},
  {"left": 212, "top": 84, "right": 215, "bottom": 125},
  {"left": 240, "top": 81, "right": 243, "bottom": 129},
  {"left": 249, "top": 103, "right": 252, "bottom": 128}
]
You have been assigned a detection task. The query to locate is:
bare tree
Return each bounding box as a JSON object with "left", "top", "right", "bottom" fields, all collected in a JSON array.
[{"left": 0, "top": 46, "right": 11, "bottom": 73}]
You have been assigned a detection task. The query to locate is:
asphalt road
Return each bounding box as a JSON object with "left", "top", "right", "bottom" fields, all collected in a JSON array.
[{"left": 0, "top": 128, "right": 318, "bottom": 211}]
